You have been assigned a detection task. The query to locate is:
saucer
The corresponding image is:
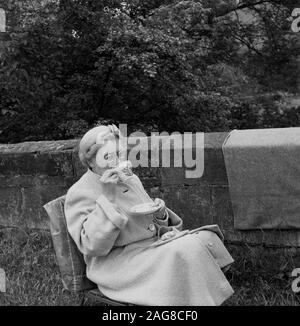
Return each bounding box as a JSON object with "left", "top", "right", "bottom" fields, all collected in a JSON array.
[{"left": 130, "top": 202, "right": 160, "bottom": 215}]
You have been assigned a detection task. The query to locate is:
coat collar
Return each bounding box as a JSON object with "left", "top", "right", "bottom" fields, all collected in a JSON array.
[{"left": 86, "top": 167, "right": 103, "bottom": 180}]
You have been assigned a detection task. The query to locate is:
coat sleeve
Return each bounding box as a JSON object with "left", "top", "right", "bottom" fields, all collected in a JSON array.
[
  {"left": 167, "top": 207, "right": 183, "bottom": 230},
  {"left": 65, "top": 188, "right": 128, "bottom": 257},
  {"left": 154, "top": 210, "right": 170, "bottom": 227},
  {"left": 155, "top": 207, "right": 183, "bottom": 230}
]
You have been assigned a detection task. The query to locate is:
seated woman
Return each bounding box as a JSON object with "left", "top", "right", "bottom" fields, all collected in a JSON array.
[{"left": 64, "top": 125, "right": 234, "bottom": 306}]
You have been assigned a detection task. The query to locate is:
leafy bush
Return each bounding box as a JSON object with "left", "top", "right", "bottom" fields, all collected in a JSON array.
[{"left": 0, "top": 0, "right": 298, "bottom": 143}]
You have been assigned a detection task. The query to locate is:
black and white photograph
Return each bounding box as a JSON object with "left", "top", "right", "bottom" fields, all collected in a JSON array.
[{"left": 0, "top": 0, "right": 299, "bottom": 311}]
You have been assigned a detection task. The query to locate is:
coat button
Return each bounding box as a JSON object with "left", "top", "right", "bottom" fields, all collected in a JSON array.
[
  {"left": 148, "top": 224, "right": 155, "bottom": 232},
  {"left": 208, "top": 242, "right": 214, "bottom": 247}
]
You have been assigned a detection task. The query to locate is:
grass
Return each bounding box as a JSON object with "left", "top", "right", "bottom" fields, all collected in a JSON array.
[
  {"left": 0, "top": 227, "right": 299, "bottom": 306},
  {"left": 223, "top": 244, "right": 300, "bottom": 306},
  {"left": 0, "top": 228, "right": 82, "bottom": 306}
]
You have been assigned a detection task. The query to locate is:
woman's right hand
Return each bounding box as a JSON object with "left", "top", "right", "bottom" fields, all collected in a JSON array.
[{"left": 100, "top": 169, "right": 120, "bottom": 184}]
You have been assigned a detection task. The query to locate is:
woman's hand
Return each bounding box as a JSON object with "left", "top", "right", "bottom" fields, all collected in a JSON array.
[
  {"left": 99, "top": 169, "right": 120, "bottom": 184},
  {"left": 151, "top": 198, "right": 167, "bottom": 220}
]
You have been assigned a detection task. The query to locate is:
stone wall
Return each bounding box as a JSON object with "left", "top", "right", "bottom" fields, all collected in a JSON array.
[{"left": 0, "top": 132, "right": 299, "bottom": 247}]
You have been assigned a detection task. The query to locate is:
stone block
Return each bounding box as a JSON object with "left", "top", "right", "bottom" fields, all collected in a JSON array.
[
  {"left": 0, "top": 151, "right": 74, "bottom": 177},
  {"left": 161, "top": 185, "right": 213, "bottom": 229},
  {"left": 210, "top": 185, "right": 234, "bottom": 230},
  {"left": 0, "top": 187, "right": 22, "bottom": 226}
]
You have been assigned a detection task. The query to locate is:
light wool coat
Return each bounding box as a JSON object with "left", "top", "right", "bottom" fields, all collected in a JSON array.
[{"left": 65, "top": 168, "right": 234, "bottom": 305}]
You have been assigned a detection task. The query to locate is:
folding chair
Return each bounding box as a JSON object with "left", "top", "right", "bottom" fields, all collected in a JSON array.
[{"left": 43, "top": 195, "right": 133, "bottom": 306}]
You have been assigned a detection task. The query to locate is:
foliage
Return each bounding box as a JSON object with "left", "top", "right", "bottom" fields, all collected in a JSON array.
[{"left": 0, "top": 0, "right": 299, "bottom": 143}]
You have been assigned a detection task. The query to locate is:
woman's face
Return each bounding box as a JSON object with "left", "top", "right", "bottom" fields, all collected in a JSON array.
[{"left": 95, "top": 134, "right": 127, "bottom": 171}]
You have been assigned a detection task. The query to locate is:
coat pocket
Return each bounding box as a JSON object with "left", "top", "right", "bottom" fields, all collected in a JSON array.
[
  {"left": 191, "top": 230, "right": 234, "bottom": 269},
  {"left": 188, "top": 224, "right": 224, "bottom": 241}
]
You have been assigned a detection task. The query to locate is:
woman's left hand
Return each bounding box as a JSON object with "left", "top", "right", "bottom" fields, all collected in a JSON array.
[{"left": 151, "top": 198, "right": 167, "bottom": 220}]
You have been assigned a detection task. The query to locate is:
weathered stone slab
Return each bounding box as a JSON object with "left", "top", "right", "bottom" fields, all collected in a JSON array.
[
  {"left": 0, "top": 175, "right": 76, "bottom": 188},
  {"left": 0, "top": 185, "right": 67, "bottom": 229},
  {"left": 0, "top": 151, "right": 74, "bottom": 177},
  {"left": 156, "top": 132, "right": 229, "bottom": 186},
  {"left": 0, "top": 139, "right": 79, "bottom": 154},
  {"left": 144, "top": 186, "right": 164, "bottom": 200},
  {"left": 0, "top": 133, "right": 299, "bottom": 247},
  {"left": 19, "top": 186, "right": 59, "bottom": 229},
  {"left": 0, "top": 187, "right": 22, "bottom": 226},
  {"left": 161, "top": 185, "right": 213, "bottom": 229},
  {"left": 211, "top": 185, "right": 234, "bottom": 230}
]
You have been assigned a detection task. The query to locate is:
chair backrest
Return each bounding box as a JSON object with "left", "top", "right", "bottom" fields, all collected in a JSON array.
[{"left": 43, "top": 195, "right": 96, "bottom": 292}]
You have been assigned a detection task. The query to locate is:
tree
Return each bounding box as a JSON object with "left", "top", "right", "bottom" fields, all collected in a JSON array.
[{"left": 0, "top": 0, "right": 298, "bottom": 143}]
